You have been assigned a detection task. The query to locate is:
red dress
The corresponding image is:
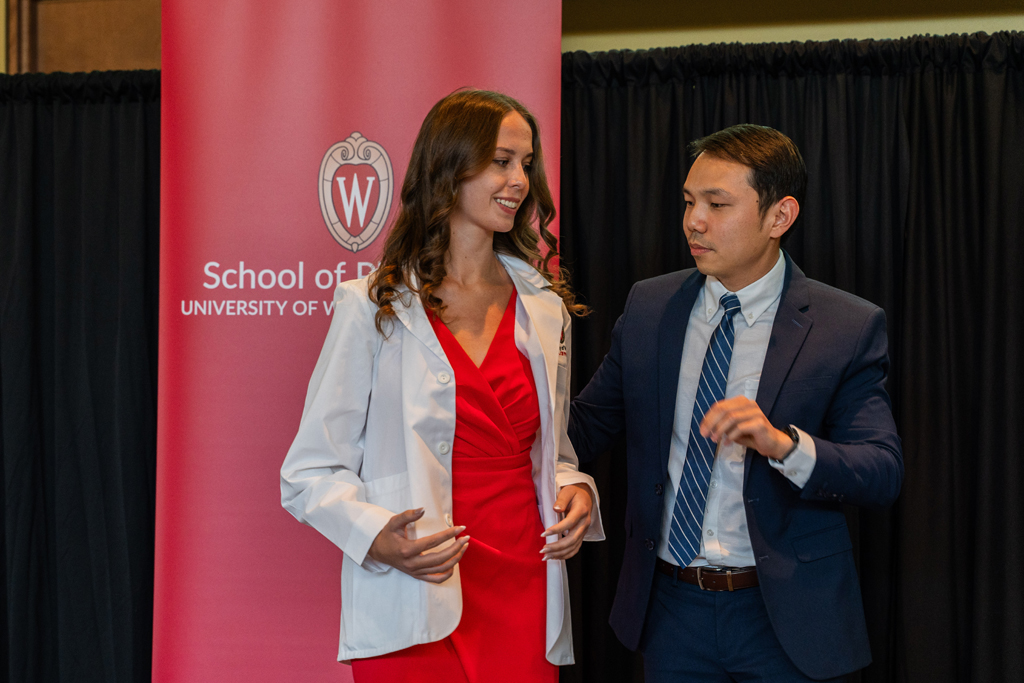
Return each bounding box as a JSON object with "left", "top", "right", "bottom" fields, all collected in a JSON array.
[{"left": 351, "top": 291, "right": 557, "bottom": 683}]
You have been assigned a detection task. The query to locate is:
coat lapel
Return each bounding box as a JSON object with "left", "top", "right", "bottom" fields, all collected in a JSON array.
[
  {"left": 747, "top": 253, "right": 812, "bottom": 478},
  {"left": 390, "top": 256, "right": 559, "bottom": 387},
  {"left": 391, "top": 286, "right": 450, "bottom": 366},
  {"left": 499, "top": 254, "right": 561, "bottom": 417},
  {"left": 658, "top": 270, "right": 705, "bottom": 474}
]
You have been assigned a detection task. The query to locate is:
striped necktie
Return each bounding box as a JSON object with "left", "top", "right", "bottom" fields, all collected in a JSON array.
[{"left": 668, "top": 293, "right": 743, "bottom": 567}]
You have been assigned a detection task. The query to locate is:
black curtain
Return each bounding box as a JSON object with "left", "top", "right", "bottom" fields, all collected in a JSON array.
[
  {"left": 0, "top": 72, "right": 160, "bottom": 683},
  {"left": 560, "top": 32, "right": 1024, "bottom": 683}
]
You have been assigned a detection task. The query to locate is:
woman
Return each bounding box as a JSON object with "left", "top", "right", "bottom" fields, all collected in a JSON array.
[{"left": 280, "top": 89, "right": 604, "bottom": 682}]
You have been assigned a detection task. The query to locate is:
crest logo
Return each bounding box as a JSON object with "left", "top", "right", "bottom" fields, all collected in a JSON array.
[{"left": 318, "top": 132, "right": 394, "bottom": 252}]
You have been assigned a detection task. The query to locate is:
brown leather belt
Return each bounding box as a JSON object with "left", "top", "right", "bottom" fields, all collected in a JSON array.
[{"left": 655, "top": 558, "right": 759, "bottom": 591}]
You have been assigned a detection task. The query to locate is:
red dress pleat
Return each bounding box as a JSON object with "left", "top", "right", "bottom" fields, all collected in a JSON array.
[{"left": 352, "top": 291, "right": 556, "bottom": 683}]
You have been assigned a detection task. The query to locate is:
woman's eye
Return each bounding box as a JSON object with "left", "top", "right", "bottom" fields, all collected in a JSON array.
[{"left": 494, "top": 158, "right": 509, "bottom": 166}]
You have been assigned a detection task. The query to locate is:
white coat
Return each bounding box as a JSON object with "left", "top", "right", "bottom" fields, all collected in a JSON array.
[{"left": 281, "top": 253, "right": 605, "bottom": 664}]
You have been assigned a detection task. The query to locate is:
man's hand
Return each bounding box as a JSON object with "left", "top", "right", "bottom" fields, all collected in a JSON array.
[
  {"left": 366, "top": 508, "right": 469, "bottom": 583},
  {"left": 700, "top": 396, "right": 792, "bottom": 460},
  {"left": 541, "top": 484, "right": 594, "bottom": 560}
]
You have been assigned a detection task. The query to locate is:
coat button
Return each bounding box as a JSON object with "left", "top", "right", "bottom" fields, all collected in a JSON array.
[
  {"left": 654, "top": 484, "right": 663, "bottom": 496},
  {"left": 438, "top": 372, "right": 451, "bottom": 384},
  {"left": 444, "top": 513, "right": 453, "bottom": 527},
  {"left": 644, "top": 539, "right": 655, "bottom": 551},
  {"left": 438, "top": 442, "right": 450, "bottom": 455}
]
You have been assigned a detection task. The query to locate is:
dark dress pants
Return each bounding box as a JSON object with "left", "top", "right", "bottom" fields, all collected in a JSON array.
[{"left": 639, "top": 571, "right": 847, "bottom": 683}]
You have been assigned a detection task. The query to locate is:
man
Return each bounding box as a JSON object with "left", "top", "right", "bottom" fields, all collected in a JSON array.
[{"left": 569, "top": 124, "right": 902, "bottom": 682}]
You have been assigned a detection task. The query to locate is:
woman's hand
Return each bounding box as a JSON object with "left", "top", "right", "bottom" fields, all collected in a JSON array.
[
  {"left": 367, "top": 508, "right": 469, "bottom": 583},
  {"left": 540, "top": 484, "right": 593, "bottom": 561}
]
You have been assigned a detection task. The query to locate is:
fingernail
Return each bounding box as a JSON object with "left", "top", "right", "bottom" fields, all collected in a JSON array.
[{"left": 553, "top": 506, "right": 563, "bottom": 511}]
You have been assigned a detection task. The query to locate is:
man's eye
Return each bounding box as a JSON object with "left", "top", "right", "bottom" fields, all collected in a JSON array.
[{"left": 710, "top": 203, "right": 725, "bottom": 208}]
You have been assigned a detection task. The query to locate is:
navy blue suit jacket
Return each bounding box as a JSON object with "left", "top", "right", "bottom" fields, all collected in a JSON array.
[{"left": 569, "top": 254, "right": 903, "bottom": 680}]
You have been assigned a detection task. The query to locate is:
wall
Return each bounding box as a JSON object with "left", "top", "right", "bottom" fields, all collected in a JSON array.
[
  {"left": 36, "top": 0, "right": 159, "bottom": 72},
  {"left": 7, "top": 2, "right": 1023, "bottom": 73},
  {"left": 5, "top": 0, "right": 159, "bottom": 74},
  {"left": 563, "top": 12, "right": 1024, "bottom": 52}
]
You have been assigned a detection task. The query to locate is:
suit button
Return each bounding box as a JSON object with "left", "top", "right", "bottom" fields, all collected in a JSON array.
[
  {"left": 438, "top": 442, "right": 450, "bottom": 455},
  {"left": 654, "top": 484, "right": 663, "bottom": 496},
  {"left": 438, "top": 372, "right": 451, "bottom": 384},
  {"left": 644, "top": 539, "right": 655, "bottom": 551}
]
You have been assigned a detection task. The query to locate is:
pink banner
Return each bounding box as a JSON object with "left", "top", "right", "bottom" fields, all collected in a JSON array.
[{"left": 154, "top": 3, "right": 562, "bottom": 681}]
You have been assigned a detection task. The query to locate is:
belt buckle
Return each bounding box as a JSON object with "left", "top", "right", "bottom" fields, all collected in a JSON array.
[{"left": 696, "top": 566, "right": 736, "bottom": 591}]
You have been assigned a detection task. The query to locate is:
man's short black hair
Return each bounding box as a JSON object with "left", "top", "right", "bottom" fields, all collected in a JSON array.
[{"left": 689, "top": 124, "right": 807, "bottom": 222}]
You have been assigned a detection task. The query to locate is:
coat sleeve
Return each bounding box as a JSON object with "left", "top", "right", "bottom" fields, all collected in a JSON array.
[
  {"left": 799, "top": 306, "right": 904, "bottom": 508},
  {"left": 280, "top": 280, "right": 394, "bottom": 570},
  {"left": 553, "top": 308, "right": 605, "bottom": 541}
]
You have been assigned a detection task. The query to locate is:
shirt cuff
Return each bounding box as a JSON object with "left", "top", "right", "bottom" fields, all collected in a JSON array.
[{"left": 769, "top": 426, "right": 816, "bottom": 488}]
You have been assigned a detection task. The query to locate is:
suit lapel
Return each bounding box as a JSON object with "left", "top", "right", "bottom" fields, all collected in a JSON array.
[
  {"left": 658, "top": 270, "right": 705, "bottom": 474},
  {"left": 748, "top": 254, "right": 812, "bottom": 478}
]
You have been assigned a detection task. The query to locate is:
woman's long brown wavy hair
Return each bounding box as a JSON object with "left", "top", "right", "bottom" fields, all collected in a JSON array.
[{"left": 368, "top": 89, "right": 587, "bottom": 334}]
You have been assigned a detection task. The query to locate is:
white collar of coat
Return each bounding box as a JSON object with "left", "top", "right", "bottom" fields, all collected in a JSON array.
[
  {"left": 389, "top": 253, "right": 561, "bottom": 370},
  {"left": 495, "top": 252, "right": 553, "bottom": 292}
]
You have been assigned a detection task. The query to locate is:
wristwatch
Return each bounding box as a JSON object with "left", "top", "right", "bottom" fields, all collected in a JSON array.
[{"left": 782, "top": 425, "right": 800, "bottom": 459}]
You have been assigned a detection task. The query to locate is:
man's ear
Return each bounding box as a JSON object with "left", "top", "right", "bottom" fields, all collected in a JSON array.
[{"left": 768, "top": 196, "right": 800, "bottom": 239}]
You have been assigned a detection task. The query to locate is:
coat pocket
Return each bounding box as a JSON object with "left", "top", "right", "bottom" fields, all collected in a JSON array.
[
  {"left": 791, "top": 523, "right": 852, "bottom": 562},
  {"left": 362, "top": 471, "right": 411, "bottom": 512}
]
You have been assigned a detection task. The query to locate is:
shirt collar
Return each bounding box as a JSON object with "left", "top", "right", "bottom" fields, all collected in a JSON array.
[{"left": 701, "top": 252, "right": 785, "bottom": 327}]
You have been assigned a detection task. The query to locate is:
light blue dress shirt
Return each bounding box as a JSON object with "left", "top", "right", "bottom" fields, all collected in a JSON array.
[{"left": 657, "top": 253, "right": 817, "bottom": 568}]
